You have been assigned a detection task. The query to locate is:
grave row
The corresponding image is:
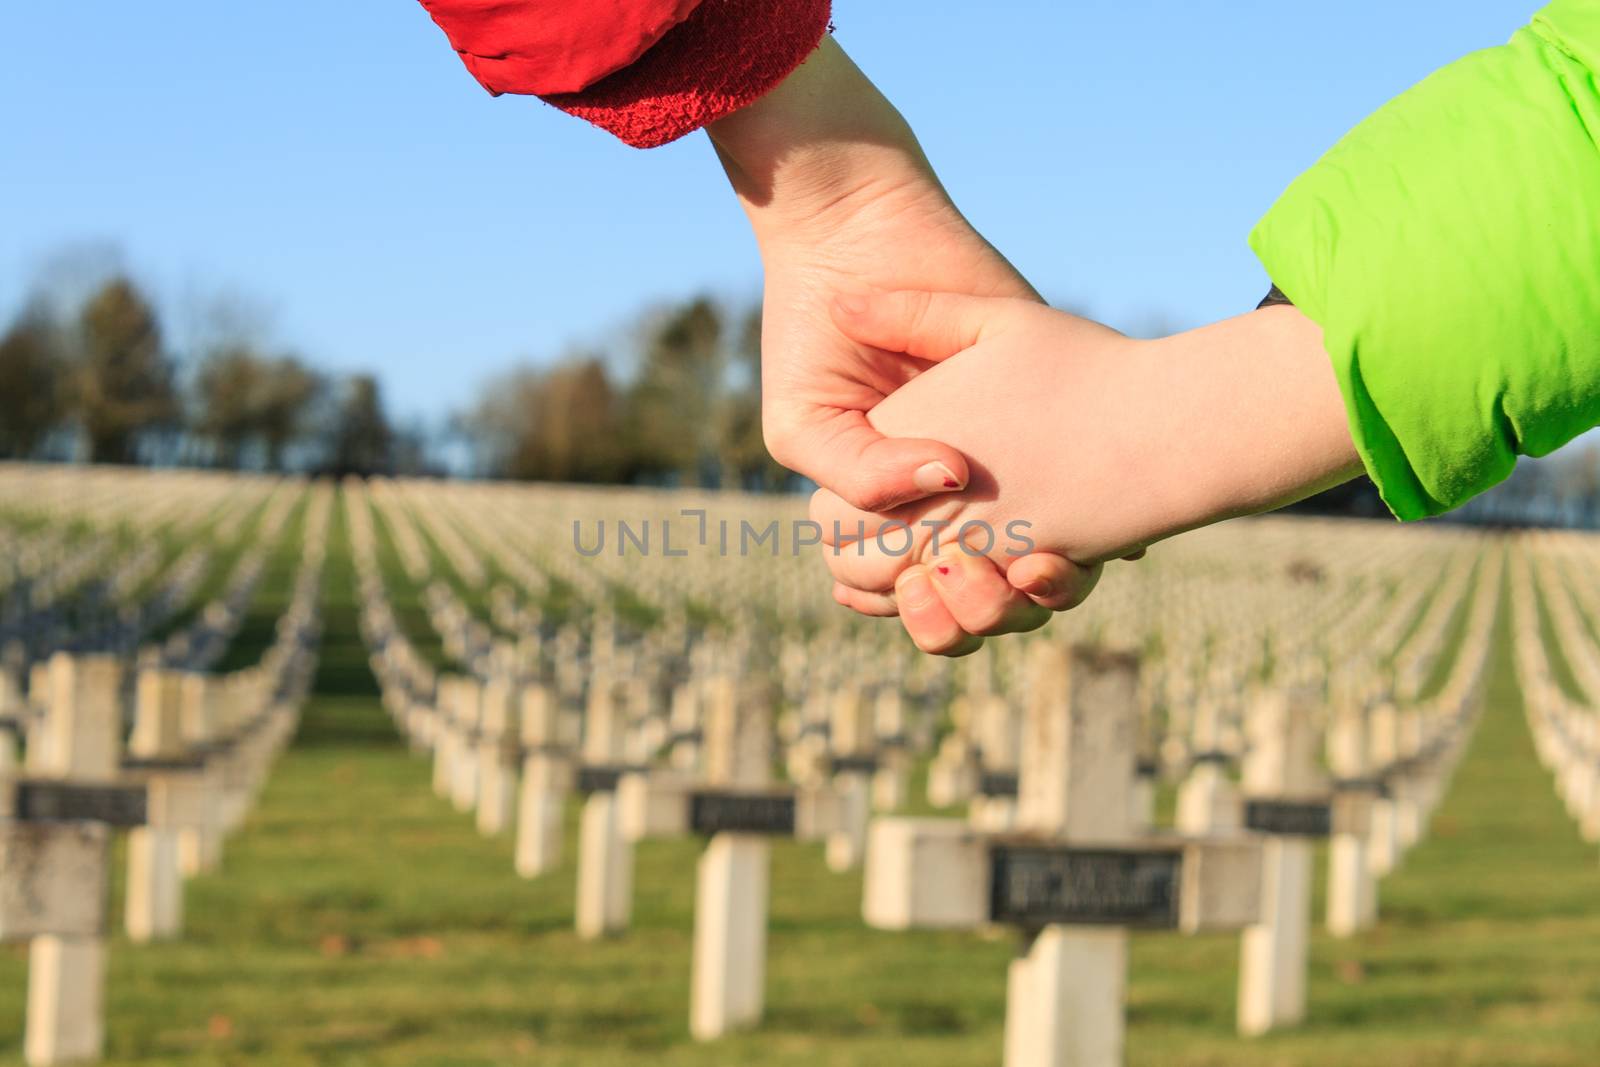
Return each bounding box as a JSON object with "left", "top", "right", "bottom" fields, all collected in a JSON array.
[
  {"left": 0, "top": 477, "right": 334, "bottom": 1066},
  {"left": 1513, "top": 535, "right": 1600, "bottom": 841},
  {"left": 348, "top": 478, "right": 1506, "bottom": 1066}
]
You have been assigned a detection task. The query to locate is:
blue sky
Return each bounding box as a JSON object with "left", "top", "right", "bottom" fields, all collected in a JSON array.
[{"left": 1, "top": 1, "right": 1535, "bottom": 423}]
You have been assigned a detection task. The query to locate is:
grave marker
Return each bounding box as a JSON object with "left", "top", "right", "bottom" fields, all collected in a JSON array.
[
  {"left": 1235, "top": 685, "right": 1336, "bottom": 1036},
  {"left": 865, "top": 645, "right": 1262, "bottom": 1067},
  {"left": 617, "top": 666, "right": 846, "bottom": 1040},
  {"left": 574, "top": 676, "right": 635, "bottom": 939},
  {"left": 475, "top": 678, "right": 518, "bottom": 836},
  {"left": 514, "top": 684, "right": 570, "bottom": 877},
  {"left": 2, "top": 655, "right": 146, "bottom": 1066},
  {"left": 1325, "top": 700, "right": 1378, "bottom": 936}
]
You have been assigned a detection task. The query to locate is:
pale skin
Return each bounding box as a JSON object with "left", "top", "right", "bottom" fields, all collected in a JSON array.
[
  {"left": 705, "top": 37, "right": 1363, "bottom": 656},
  {"left": 705, "top": 38, "right": 1091, "bottom": 611},
  {"left": 814, "top": 293, "right": 1365, "bottom": 655}
]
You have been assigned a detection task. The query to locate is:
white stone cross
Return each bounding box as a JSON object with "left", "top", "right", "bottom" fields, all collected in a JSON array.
[
  {"left": 617, "top": 671, "right": 846, "bottom": 1041},
  {"left": 514, "top": 682, "right": 572, "bottom": 878},
  {"left": 864, "top": 644, "right": 1262, "bottom": 1067},
  {"left": 122, "top": 668, "right": 209, "bottom": 943},
  {"left": 1, "top": 654, "right": 149, "bottom": 1066},
  {"left": 1325, "top": 697, "right": 1378, "bottom": 936},
  {"left": 573, "top": 673, "right": 644, "bottom": 939},
  {"left": 1234, "top": 683, "right": 1368, "bottom": 1035}
]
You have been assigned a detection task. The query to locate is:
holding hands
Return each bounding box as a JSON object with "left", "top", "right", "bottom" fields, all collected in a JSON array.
[
  {"left": 815, "top": 293, "right": 1358, "bottom": 654},
  {"left": 711, "top": 39, "right": 1359, "bottom": 655},
  {"left": 428, "top": 1, "right": 1581, "bottom": 655}
]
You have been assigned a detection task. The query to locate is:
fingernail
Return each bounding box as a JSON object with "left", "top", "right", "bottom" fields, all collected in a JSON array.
[
  {"left": 896, "top": 569, "right": 936, "bottom": 609},
  {"left": 835, "top": 293, "right": 868, "bottom": 316},
  {"left": 914, "top": 461, "right": 964, "bottom": 493},
  {"left": 1021, "top": 579, "right": 1055, "bottom": 599},
  {"left": 932, "top": 561, "right": 966, "bottom": 591}
]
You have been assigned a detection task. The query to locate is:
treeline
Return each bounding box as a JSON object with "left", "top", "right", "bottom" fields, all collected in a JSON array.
[
  {"left": 1, "top": 263, "right": 793, "bottom": 490},
  {"left": 461, "top": 297, "right": 791, "bottom": 490},
  {"left": 0, "top": 274, "right": 412, "bottom": 476}
]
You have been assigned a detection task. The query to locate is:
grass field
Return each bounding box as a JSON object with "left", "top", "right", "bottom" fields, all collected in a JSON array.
[{"left": 1, "top": 502, "right": 1598, "bottom": 1066}]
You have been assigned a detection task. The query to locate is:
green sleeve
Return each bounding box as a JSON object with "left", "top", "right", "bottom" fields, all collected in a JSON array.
[{"left": 1249, "top": 0, "right": 1600, "bottom": 521}]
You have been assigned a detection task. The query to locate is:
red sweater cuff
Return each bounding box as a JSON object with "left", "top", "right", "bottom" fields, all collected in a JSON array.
[
  {"left": 541, "top": 0, "right": 834, "bottom": 149},
  {"left": 420, "top": 0, "right": 703, "bottom": 97}
]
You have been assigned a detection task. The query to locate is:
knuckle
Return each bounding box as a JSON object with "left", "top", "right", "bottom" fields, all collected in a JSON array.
[
  {"left": 904, "top": 290, "right": 934, "bottom": 338},
  {"left": 1010, "top": 606, "right": 1052, "bottom": 634},
  {"left": 966, "top": 601, "right": 1014, "bottom": 637},
  {"left": 807, "top": 488, "right": 831, "bottom": 524},
  {"left": 943, "top": 636, "right": 985, "bottom": 658},
  {"left": 843, "top": 477, "right": 901, "bottom": 514}
]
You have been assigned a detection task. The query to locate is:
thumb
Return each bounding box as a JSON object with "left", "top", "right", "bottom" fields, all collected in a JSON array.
[
  {"left": 797, "top": 408, "right": 970, "bottom": 513},
  {"left": 831, "top": 289, "right": 1017, "bottom": 362}
]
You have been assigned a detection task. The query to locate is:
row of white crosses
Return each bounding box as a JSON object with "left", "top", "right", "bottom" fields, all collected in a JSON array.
[
  {"left": 920, "top": 520, "right": 1461, "bottom": 823},
  {"left": 348, "top": 476, "right": 1508, "bottom": 1061},
  {"left": 0, "top": 526, "right": 199, "bottom": 667},
  {"left": 0, "top": 481, "right": 331, "bottom": 1066},
  {"left": 617, "top": 664, "right": 859, "bottom": 1039},
  {"left": 0, "top": 652, "right": 313, "bottom": 1064},
  {"left": 866, "top": 622, "right": 1498, "bottom": 1066},
  {"left": 365, "top": 478, "right": 434, "bottom": 584},
  {"left": 866, "top": 642, "right": 1263, "bottom": 1067},
  {"left": 361, "top": 601, "right": 771, "bottom": 1037},
  {"left": 0, "top": 463, "right": 278, "bottom": 661},
  {"left": 0, "top": 467, "right": 294, "bottom": 671},
  {"left": 1162, "top": 544, "right": 1499, "bottom": 976},
  {"left": 349, "top": 484, "right": 574, "bottom": 885},
  {"left": 891, "top": 528, "right": 1501, "bottom": 1056},
  {"left": 0, "top": 655, "right": 140, "bottom": 1067},
  {"left": 1322, "top": 546, "right": 1501, "bottom": 942},
  {"left": 405, "top": 477, "right": 855, "bottom": 639},
  {"left": 0, "top": 463, "right": 280, "bottom": 541},
  {"left": 1513, "top": 534, "right": 1600, "bottom": 839},
  {"left": 153, "top": 479, "right": 306, "bottom": 670},
  {"left": 347, "top": 485, "right": 922, "bottom": 1041},
  {"left": 1, "top": 480, "right": 312, "bottom": 747}
]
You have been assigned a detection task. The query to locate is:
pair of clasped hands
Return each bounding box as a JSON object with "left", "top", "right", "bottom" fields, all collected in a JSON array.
[{"left": 709, "top": 40, "right": 1361, "bottom": 656}]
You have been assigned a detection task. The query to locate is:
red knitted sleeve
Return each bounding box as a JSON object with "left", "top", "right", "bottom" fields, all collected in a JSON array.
[{"left": 419, "top": 0, "right": 834, "bottom": 149}]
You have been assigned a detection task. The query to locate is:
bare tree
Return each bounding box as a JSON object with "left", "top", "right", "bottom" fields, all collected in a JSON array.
[
  {"left": 325, "top": 374, "right": 393, "bottom": 477},
  {"left": 470, "top": 356, "right": 624, "bottom": 483},
  {"left": 194, "top": 344, "right": 265, "bottom": 466},
  {"left": 257, "top": 356, "right": 321, "bottom": 470},
  {"left": 0, "top": 308, "right": 66, "bottom": 459},
  {"left": 627, "top": 297, "right": 723, "bottom": 484},
  {"left": 75, "top": 276, "right": 177, "bottom": 464}
]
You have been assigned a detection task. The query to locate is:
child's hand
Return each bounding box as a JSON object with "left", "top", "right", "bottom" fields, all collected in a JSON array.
[{"left": 814, "top": 291, "right": 1361, "bottom": 655}]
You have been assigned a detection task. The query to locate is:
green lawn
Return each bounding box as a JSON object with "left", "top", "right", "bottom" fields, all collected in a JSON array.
[{"left": 0, "top": 516, "right": 1597, "bottom": 1066}]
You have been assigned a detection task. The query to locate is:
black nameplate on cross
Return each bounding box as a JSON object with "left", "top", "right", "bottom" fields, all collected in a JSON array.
[
  {"left": 1334, "top": 775, "right": 1391, "bottom": 800},
  {"left": 576, "top": 766, "right": 623, "bottom": 794},
  {"left": 688, "top": 790, "right": 797, "bottom": 836},
  {"left": 575, "top": 764, "right": 649, "bottom": 794},
  {"left": 830, "top": 754, "right": 879, "bottom": 775},
  {"left": 1243, "top": 798, "right": 1332, "bottom": 837},
  {"left": 977, "top": 771, "right": 1019, "bottom": 798},
  {"left": 15, "top": 781, "right": 148, "bottom": 827},
  {"left": 121, "top": 755, "right": 207, "bottom": 773},
  {"left": 989, "top": 844, "right": 1181, "bottom": 928}
]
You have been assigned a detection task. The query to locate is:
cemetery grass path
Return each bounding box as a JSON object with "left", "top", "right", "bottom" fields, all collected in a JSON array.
[{"left": 0, "top": 508, "right": 1597, "bottom": 1064}]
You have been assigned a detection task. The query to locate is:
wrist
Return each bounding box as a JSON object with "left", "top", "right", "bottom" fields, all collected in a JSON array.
[
  {"left": 1141, "top": 308, "right": 1362, "bottom": 529},
  {"left": 707, "top": 38, "right": 945, "bottom": 245}
]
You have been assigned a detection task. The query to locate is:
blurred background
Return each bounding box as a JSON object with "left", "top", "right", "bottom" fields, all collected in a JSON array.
[
  {"left": 4, "top": 6, "right": 1600, "bottom": 1067},
  {"left": 2, "top": 0, "right": 1580, "bottom": 519}
]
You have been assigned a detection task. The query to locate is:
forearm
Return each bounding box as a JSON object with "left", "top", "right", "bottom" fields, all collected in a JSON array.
[
  {"left": 1118, "top": 306, "right": 1361, "bottom": 549},
  {"left": 706, "top": 38, "right": 945, "bottom": 241}
]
